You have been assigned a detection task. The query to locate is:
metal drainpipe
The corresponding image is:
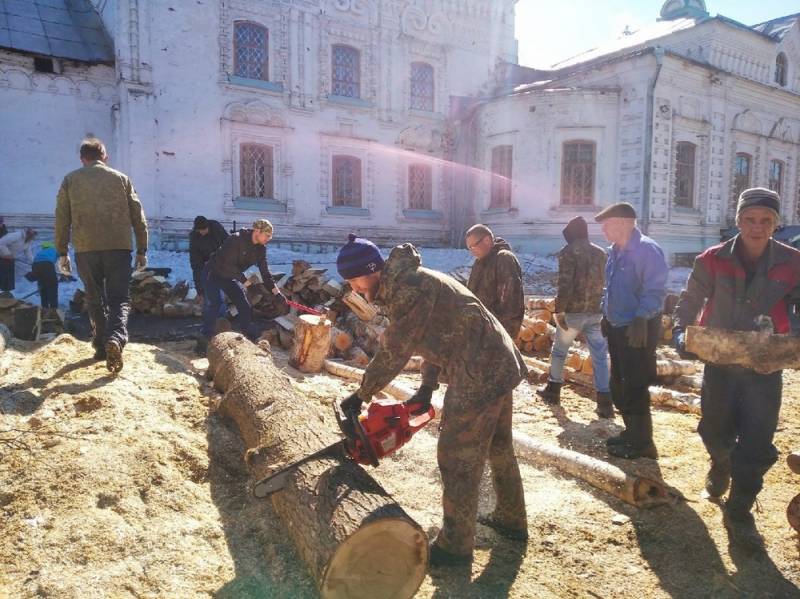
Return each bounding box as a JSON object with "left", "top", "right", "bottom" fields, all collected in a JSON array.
[{"left": 641, "top": 46, "right": 664, "bottom": 235}]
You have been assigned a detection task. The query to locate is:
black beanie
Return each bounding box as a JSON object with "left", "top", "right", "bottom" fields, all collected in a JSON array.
[
  {"left": 336, "top": 234, "right": 384, "bottom": 279},
  {"left": 193, "top": 216, "right": 209, "bottom": 230},
  {"left": 563, "top": 216, "right": 588, "bottom": 244}
]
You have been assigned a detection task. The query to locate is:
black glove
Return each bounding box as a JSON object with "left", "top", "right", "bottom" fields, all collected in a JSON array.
[
  {"left": 340, "top": 392, "right": 363, "bottom": 418},
  {"left": 672, "top": 328, "right": 698, "bottom": 360},
  {"left": 626, "top": 317, "right": 648, "bottom": 348},
  {"left": 600, "top": 316, "right": 611, "bottom": 338},
  {"left": 403, "top": 385, "right": 434, "bottom": 415}
]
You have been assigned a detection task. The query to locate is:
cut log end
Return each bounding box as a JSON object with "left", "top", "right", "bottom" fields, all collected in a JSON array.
[
  {"left": 632, "top": 477, "right": 680, "bottom": 508},
  {"left": 788, "top": 493, "right": 800, "bottom": 532},
  {"left": 322, "top": 519, "right": 428, "bottom": 599}
]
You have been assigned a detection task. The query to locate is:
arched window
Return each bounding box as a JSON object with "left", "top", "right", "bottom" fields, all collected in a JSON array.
[
  {"left": 733, "top": 152, "right": 751, "bottom": 204},
  {"left": 332, "top": 45, "right": 360, "bottom": 98},
  {"left": 239, "top": 143, "right": 274, "bottom": 199},
  {"left": 234, "top": 22, "right": 269, "bottom": 81},
  {"left": 769, "top": 159, "right": 784, "bottom": 196},
  {"left": 332, "top": 155, "right": 362, "bottom": 207},
  {"left": 775, "top": 53, "right": 788, "bottom": 87},
  {"left": 490, "top": 145, "right": 513, "bottom": 208},
  {"left": 561, "top": 141, "right": 595, "bottom": 205},
  {"left": 674, "top": 142, "right": 696, "bottom": 208},
  {"left": 408, "top": 163, "right": 432, "bottom": 210},
  {"left": 410, "top": 62, "right": 434, "bottom": 111}
]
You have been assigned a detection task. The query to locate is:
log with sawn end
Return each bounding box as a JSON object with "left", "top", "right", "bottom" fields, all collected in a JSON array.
[
  {"left": 685, "top": 325, "right": 800, "bottom": 374},
  {"left": 207, "top": 333, "right": 428, "bottom": 598}
]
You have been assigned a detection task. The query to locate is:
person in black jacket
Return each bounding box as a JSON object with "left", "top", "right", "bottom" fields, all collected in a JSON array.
[
  {"left": 189, "top": 216, "right": 228, "bottom": 300},
  {"left": 197, "top": 219, "right": 286, "bottom": 353}
]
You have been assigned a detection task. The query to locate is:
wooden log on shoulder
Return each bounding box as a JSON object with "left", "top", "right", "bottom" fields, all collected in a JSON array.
[
  {"left": 208, "top": 334, "right": 428, "bottom": 598},
  {"left": 342, "top": 290, "right": 378, "bottom": 322},
  {"left": 685, "top": 325, "right": 800, "bottom": 374},
  {"left": 289, "top": 314, "right": 332, "bottom": 373}
]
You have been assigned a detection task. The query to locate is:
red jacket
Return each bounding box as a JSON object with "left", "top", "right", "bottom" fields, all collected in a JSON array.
[{"left": 674, "top": 236, "right": 800, "bottom": 334}]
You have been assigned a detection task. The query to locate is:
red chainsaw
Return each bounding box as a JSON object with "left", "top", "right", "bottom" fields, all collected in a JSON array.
[{"left": 253, "top": 397, "right": 435, "bottom": 498}]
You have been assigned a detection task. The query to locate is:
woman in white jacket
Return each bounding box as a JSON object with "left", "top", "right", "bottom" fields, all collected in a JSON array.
[{"left": 0, "top": 228, "right": 36, "bottom": 293}]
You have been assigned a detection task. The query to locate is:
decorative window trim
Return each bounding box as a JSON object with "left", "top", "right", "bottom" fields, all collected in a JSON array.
[
  {"left": 331, "top": 44, "right": 361, "bottom": 99},
  {"left": 406, "top": 44, "right": 446, "bottom": 116},
  {"left": 233, "top": 21, "right": 269, "bottom": 82},
  {"left": 319, "top": 25, "right": 374, "bottom": 108}
]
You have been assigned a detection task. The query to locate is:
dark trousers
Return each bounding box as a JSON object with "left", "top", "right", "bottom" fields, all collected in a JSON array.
[
  {"left": 32, "top": 262, "right": 58, "bottom": 309},
  {"left": 201, "top": 266, "right": 254, "bottom": 338},
  {"left": 0, "top": 258, "right": 14, "bottom": 292},
  {"left": 606, "top": 316, "right": 660, "bottom": 416},
  {"left": 75, "top": 250, "right": 132, "bottom": 349},
  {"left": 699, "top": 364, "right": 781, "bottom": 501}
]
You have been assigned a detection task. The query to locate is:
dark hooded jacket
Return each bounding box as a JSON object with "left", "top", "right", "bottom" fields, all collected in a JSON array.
[
  {"left": 189, "top": 219, "right": 228, "bottom": 290},
  {"left": 466, "top": 237, "right": 525, "bottom": 337},
  {"left": 207, "top": 228, "right": 276, "bottom": 290},
  {"left": 357, "top": 243, "right": 527, "bottom": 402},
  {"left": 555, "top": 217, "right": 606, "bottom": 314}
]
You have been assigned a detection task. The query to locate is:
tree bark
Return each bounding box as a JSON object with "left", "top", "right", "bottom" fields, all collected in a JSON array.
[
  {"left": 208, "top": 333, "right": 428, "bottom": 598},
  {"left": 685, "top": 325, "right": 800, "bottom": 374},
  {"left": 289, "top": 314, "right": 332, "bottom": 373},
  {"left": 788, "top": 493, "right": 800, "bottom": 532}
]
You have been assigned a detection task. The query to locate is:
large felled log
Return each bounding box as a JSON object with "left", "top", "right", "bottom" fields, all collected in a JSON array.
[
  {"left": 513, "top": 431, "right": 679, "bottom": 508},
  {"left": 324, "top": 361, "right": 678, "bottom": 508},
  {"left": 685, "top": 325, "right": 800, "bottom": 374},
  {"left": 207, "top": 333, "right": 428, "bottom": 598},
  {"left": 289, "top": 314, "right": 332, "bottom": 373}
]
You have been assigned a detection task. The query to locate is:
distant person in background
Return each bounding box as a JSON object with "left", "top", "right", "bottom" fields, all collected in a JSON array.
[
  {"left": 0, "top": 228, "right": 37, "bottom": 295},
  {"left": 30, "top": 241, "right": 59, "bottom": 311},
  {"left": 0, "top": 217, "right": 7, "bottom": 238},
  {"left": 189, "top": 215, "right": 228, "bottom": 301}
]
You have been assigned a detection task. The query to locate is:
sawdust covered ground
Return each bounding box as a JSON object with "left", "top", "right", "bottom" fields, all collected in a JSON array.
[{"left": 1, "top": 335, "right": 799, "bottom": 598}]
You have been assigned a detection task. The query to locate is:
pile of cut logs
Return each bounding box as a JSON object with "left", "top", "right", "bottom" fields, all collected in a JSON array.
[
  {"left": 516, "top": 297, "right": 558, "bottom": 354},
  {"left": 130, "top": 271, "right": 197, "bottom": 317}
]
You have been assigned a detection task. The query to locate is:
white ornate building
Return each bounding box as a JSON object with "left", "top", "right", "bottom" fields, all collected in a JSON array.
[{"left": 0, "top": 0, "right": 798, "bottom": 260}]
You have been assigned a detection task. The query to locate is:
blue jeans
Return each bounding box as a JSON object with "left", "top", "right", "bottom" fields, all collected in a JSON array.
[
  {"left": 549, "top": 313, "right": 610, "bottom": 392},
  {"left": 201, "top": 266, "right": 255, "bottom": 339}
]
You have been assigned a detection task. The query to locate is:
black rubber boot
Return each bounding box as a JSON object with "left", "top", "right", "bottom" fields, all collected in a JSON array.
[
  {"left": 428, "top": 541, "right": 473, "bottom": 567},
  {"left": 477, "top": 513, "right": 529, "bottom": 541},
  {"left": 595, "top": 392, "right": 614, "bottom": 419},
  {"left": 537, "top": 381, "right": 562, "bottom": 405},
  {"left": 705, "top": 459, "right": 731, "bottom": 499},
  {"left": 607, "top": 413, "right": 658, "bottom": 459},
  {"left": 723, "top": 487, "right": 763, "bottom": 550},
  {"left": 605, "top": 413, "right": 630, "bottom": 446}
]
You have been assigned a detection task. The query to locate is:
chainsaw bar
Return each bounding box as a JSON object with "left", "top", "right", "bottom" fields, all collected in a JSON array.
[{"left": 252, "top": 442, "right": 344, "bottom": 498}]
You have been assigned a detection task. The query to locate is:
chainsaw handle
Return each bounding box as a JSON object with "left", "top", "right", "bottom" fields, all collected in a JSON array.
[{"left": 407, "top": 406, "right": 435, "bottom": 432}]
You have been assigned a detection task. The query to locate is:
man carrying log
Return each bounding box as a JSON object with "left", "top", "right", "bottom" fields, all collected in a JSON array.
[
  {"left": 596, "top": 203, "right": 668, "bottom": 459},
  {"left": 672, "top": 188, "right": 800, "bottom": 549},
  {"left": 335, "top": 234, "right": 528, "bottom": 567},
  {"left": 464, "top": 224, "right": 525, "bottom": 337},
  {"left": 196, "top": 219, "right": 286, "bottom": 354},
  {"left": 538, "top": 216, "right": 613, "bottom": 417},
  {"left": 188, "top": 215, "right": 228, "bottom": 301},
  {"left": 55, "top": 138, "right": 149, "bottom": 372}
]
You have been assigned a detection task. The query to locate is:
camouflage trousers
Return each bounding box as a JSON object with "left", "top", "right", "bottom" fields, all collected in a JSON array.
[{"left": 435, "top": 389, "right": 527, "bottom": 556}]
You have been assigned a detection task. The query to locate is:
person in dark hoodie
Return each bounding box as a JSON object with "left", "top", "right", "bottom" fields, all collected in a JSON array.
[
  {"left": 537, "top": 217, "right": 612, "bottom": 417},
  {"left": 464, "top": 224, "right": 525, "bottom": 337},
  {"left": 189, "top": 215, "right": 228, "bottom": 300}
]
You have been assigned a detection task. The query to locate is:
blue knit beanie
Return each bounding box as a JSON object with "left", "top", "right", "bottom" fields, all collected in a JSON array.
[{"left": 337, "top": 233, "right": 384, "bottom": 279}]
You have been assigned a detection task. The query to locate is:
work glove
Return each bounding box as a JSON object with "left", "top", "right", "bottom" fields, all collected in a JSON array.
[
  {"left": 57, "top": 255, "right": 72, "bottom": 276},
  {"left": 340, "top": 392, "right": 363, "bottom": 419},
  {"left": 403, "top": 385, "right": 434, "bottom": 415},
  {"left": 625, "top": 316, "right": 648, "bottom": 348},
  {"left": 600, "top": 316, "right": 611, "bottom": 338},
  {"left": 135, "top": 253, "right": 147, "bottom": 271},
  {"left": 554, "top": 313, "right": 568, "bottom": 331},
  {"left": 672, "top": 328, "right": 698, "bottom": 360}
]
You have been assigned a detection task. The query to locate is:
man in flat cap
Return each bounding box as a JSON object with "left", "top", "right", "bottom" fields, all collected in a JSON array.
[
  {"left": 196, "top": 218, "right": 285, "bottom": 353},
  {"left": 595, "top": 202, "right": 668, "bottom": 460},
  {"left": 673, "top": 188, "right": 800, "bottom": 549}
]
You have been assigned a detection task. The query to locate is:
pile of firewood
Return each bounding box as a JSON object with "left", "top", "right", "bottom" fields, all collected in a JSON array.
[
  {"left": 130, "top": 271, "right": 196, "bottom": 317},
  {"left": 516, "top": 297, "right": 557, "bottom": 354}
]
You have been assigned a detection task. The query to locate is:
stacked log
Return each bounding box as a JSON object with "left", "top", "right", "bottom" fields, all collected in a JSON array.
[{"left": 130, "top": 271, "right": 194, "bottom": 317}]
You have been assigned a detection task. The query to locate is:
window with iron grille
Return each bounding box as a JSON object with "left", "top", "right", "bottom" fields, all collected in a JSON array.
[
  {"left": 561, "top": 141, "right": 595, "bottom": 206},
  {"left": 733, "top": 153, "right": 751, "bottom": 205},
  {"left": 332, "top": 155, "right": 362, "bottom": 207},
  {"left": 775, "top": 53, "right": 787, "bottom": 87},
  {"left": 769, "top": 159, "right": 784, "bottom": 196},
  {"left": 332, "top": 45, "right": 360, "bottom": 98},
  {"left": 674, "top": 142, "right": 696, "bottom": 208},
  {"left": 239, "top": 143, "right": 274, "bottom": 199},
  {"left": 410, "top": 62, "right": 434, "bottom": 111},
  {"left": 234, "top": 22, "right": 269, "bottom": 81},
  {"left": 408, "top": 163, "right": 432, "bottom": 210},
  {"left": 490, "top": 145, "right": 513, "bottom": 208}
]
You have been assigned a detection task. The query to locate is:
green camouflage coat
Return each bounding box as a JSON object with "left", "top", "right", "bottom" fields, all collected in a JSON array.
[
  {"left": 466, "top": 237, "right": 525, "bottom": 337},
  {"left": 357, "top": 243, "right": 527, "bottom": 403},
  {"left": 55, "top": 161, "right": 148, "bottom": 255},
  {"left": 555, "top": 238, "right": 606, "bottom": 314}
]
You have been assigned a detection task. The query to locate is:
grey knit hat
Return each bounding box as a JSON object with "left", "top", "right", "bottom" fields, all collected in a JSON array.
[{"left": 736, "top": 187, "right": 780, "bottom": 222}]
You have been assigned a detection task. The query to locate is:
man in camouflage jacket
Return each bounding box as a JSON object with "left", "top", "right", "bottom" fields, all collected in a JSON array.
[
  {"left": 336, "top": 236, "right": 528, "bottom": 567},
  {"left": 464, "top": 224, "right": 525, "bottom": 337}
]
